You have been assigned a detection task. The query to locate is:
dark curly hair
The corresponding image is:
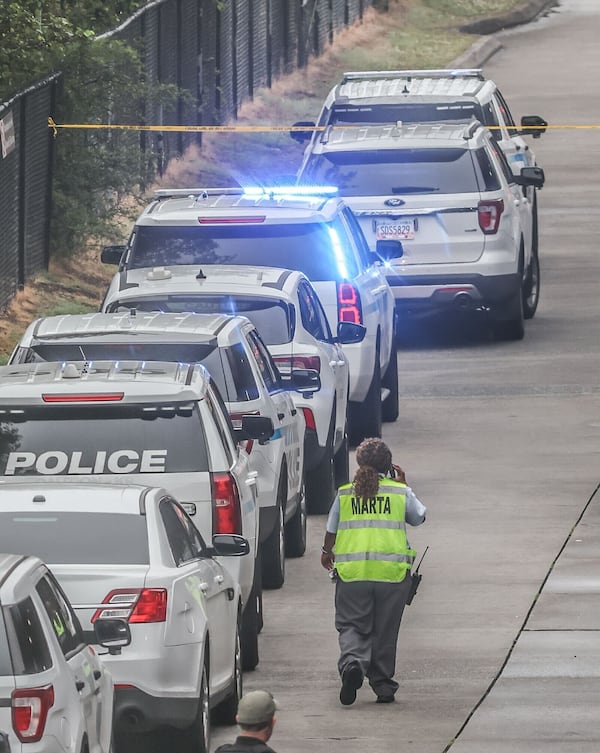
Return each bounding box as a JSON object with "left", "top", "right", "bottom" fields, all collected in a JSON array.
[{"left": 353, "top": 438, "right": 392, "bottom": 498}]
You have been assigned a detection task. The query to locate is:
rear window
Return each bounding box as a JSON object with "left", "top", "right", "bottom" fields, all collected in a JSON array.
[
  {"left": 0, "top": 403, "right": 209, "bottom": 477},
  {"left": 128, "top": 221, "right": 358, "bottom": 281},
  {"left": 331, "top": 101, "right": 483, "bottom": 125},
  {"left": 0, "top": 610, "right": 12, "bottom": 675},
  {"left": 16, "top": 343, "right": 257, "bottom": 406},
  {"left": 108, "top": 295, "right": 294, "bottom": 345},
  {"left": 0, "top": 513, "right": 150, "bottom": 565},
  {"left": 303, "top": 148, "right": 483, "bottom": 196}
]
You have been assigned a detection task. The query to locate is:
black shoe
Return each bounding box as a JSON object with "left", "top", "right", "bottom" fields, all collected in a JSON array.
[
  {"left": 339, "top": 662, "right": 363, "bottom": 706},
  {"left": 376, "top": 695, "right": 395, "bottom": 704}
]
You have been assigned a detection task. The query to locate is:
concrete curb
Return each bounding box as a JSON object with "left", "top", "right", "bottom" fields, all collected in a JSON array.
[
  {"left": 449, "top": 0, "right": 559, "bottom": 69},
  {"left": 461, "top": 0, "right": 559, "bottom": 36}
]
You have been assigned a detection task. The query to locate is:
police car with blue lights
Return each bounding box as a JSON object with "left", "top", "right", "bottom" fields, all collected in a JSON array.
[{"left": 101, "top": 186, "right": 398, "bottom": 445}]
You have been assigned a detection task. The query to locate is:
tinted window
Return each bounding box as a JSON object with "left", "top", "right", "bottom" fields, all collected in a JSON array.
[
  {"left": 5, "top": 598, "right": 52, "bottom": 675},
  {"left": 108, "top": 296, "right": 294, "bottom": 346},
  {"left": 246, "top": 331, "right": 280, "bottom": 393},
  {"left": 0, "top": 610, "right": 12, "bottom": 675},
  {"left": 0, "top": 512, "right": 150, "bottom": 564},
  {"left": 475, "top": 148, "right": 502, "bottom": 191},
  {"left": 331, "top": 101, "right": 483, "bottom": 125},
  {"left": 36, "top": 575, "right": 84, "bottom": 657},
  {"left": 489, "top": 142, "right": 515, "bottom": 185},
  {"left": 225, "top": 343, "right": 260, "bottom": 401},
  {"left": 298, "top": 282, "right": 331, "bottom": 342},
  {"left": 303, "top": 148, "right": 481, "bottom": 196},
  {"left": 0, "top": 403, "right": 209, "bottom": 477},
  {"left": 160, "top": 499, "right": 205, "bottom": 565},
  {"left": 128, "top": 223, "right": 358, "bottom": 281}
]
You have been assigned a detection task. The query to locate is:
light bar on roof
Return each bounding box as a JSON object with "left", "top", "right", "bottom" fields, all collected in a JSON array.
[{"left": 241, "top": 186, "right": 338, "bottom": 200}]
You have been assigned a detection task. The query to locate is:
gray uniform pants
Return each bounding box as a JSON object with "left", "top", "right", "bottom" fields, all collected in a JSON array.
[{"left": 334, "top": 576, "right": 412, "bottom": 697}]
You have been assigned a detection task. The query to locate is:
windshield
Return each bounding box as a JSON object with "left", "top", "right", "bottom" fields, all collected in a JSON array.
[
  {"left": 0, "top": 403, "right": 209, "bottom": 477},
  {"left": 128, "top": 222, "right": 358, "bottom": 281},
  {"left": 303, "top": 148, "right": 481, "bottom": 196},
  {"left": 107, "top": 296, "right": 294, "bottom": 345},
  {"left": 15, "top": 343, "right": 256, "bottom": 405},
  {"left": 0, "top": 512, "right": 150, "bottom": 564},
  {"left": 331, "top": 101, "right": 485, "bottom": 125}
]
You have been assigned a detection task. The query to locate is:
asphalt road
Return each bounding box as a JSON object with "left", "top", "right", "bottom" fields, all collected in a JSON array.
[{"left": 208, "top": 2, "right": 600, "bottom": 752}]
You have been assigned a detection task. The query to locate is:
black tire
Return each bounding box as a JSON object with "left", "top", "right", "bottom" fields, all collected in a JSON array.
[
  {"left": 180, "top": 660, "right": 209, "bottom": 753},
  {"left": 523, "top": 250, "right": 540, "bottom": 320},
  {"left": 285, "top": 485, "right": 307, "bottom": 557},
  {"left": 333, "top": 430, "right": 349, "bottom": 488},
  {"left": 381, "top": 338, "right": 399, "bottom": 423},
  {"left": 261, "top": 474, "right": 286, "bottom": 589},
  {"left": 214, "top": 620, "right": 243, "bottom": 724},
  {"left": 493, "top": 288, "right": 525, "bottom": 342},
  {"left": 348, "top": 356, "right": 382, "bottom": 446},
  {"left": 241, "top": 571, "right": 260, "bottom": 670},
  {"left": 306, "top": 417, "right": 336, "bottom": 515}
]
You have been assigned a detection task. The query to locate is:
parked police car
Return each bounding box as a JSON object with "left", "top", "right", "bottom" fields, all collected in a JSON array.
[
  {"left": 0, "top": 360, "right": 264, "bottom": 670},
  {"left": 101, "top": 187, "right": 397, "bottom": 445}
]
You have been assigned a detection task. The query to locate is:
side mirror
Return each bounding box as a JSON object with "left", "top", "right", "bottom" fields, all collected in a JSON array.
[
  {"left": 93, "top": 618, "right": 131, "bottom": 655},
  {"left": 516, "top": 165, "right": 545, "bottom": 189},
  {"left": 520, "top": 115, "right": 548, "bottom": 139},
  {"left": 212, "top": 534, "right": 250, "bottom": 557},
  {"left": 289, "top": 368, "right": 321, "bottom": 393},
  {"left": 290, "top": 121, "right": 316, "bottom": 144},
  {"left": 101, "top": 245, "right": 127, "bottom": 265},
  {"left": 336, "top": 321, "right": 366, "bottom": 345},
  {"left": 375, "top": 239, "right": 403, "bottom": 261},
  {"left": 235, "top": 414, "right": 274, "bottom": 445}
]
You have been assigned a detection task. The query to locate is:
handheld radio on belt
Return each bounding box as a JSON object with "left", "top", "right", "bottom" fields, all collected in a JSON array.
[{"left": 406, "top": 546, "right": 429, "bottom": 606}]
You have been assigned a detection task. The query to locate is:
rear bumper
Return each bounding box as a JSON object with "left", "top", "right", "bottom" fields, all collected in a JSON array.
[
  {"left": 388, "top": 273, "right": 521, "bottom": 316},
  {"left": 115, "top": 685, "right": 197, "bottom": 732}
]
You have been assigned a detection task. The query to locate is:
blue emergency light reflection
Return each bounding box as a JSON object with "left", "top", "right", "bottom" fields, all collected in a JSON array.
[
  {"left": 242, "top": 185, "right": 338, "bottom": 200},
  {"left": 327, "top": 226, "right": 349, "bottom": 280}
]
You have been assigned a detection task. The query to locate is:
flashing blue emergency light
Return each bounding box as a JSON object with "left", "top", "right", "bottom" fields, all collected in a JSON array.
[{"left": 241, "top": 185, "right": 338, "bottom": 200}]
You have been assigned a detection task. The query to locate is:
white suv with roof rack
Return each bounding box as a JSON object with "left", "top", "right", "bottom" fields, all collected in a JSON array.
[
  {"left": 100, "top": 266, "right": 364, "bottom": 514},
  {"left": 11, "top": 312, "right": 306, "bottom": 593},
  {"left": 100, "top": 187, "right": 398, "bottom": 446},
  {"left": 0, "top": 360, "right": 264, "bottom": 671},
  {"left": 293, "top": 68, "right": 547, "bottom": 247},
  {"left": 298, "top": 121, "right": 544, "bottom": 340}
]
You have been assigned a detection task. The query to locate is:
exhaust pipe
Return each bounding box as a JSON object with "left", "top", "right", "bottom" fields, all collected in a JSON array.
[{"left": 454, "top": 292, "right": 473, "bottom": 311}]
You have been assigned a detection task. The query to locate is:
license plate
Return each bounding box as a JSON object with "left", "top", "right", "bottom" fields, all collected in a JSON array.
[{"left": 376, "top": 220, "right": 416, "bottom": 241}]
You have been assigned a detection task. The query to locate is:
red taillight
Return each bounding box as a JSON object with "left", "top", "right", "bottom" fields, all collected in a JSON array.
[
  {"left": 337, "top": 283, "right": 363, "bottom": 324},
  {"left": 477, "top": 199, "right": 504, "bottom": 234},
  {"left": 211, "top": 472, "right": 242, "bottom": 535},
  {"left": 12, "top": 685, "right": 54, "bottom": 742},
  {"left": 272, "top": 355, "right": 321, "bottom": 374},
  {"left": 301, "top": 407, "right": 316, "bottom": 432},
  {"left": 42, "top": 392, "right": 124, "bottom": 403},
  {"left": 92, "top": 588, "right": 167, "bottom": 623}
]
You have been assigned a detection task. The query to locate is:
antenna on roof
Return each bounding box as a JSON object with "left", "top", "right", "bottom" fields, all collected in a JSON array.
[{"left": 196, "top": 268, "right": 207, "bottom": 280}]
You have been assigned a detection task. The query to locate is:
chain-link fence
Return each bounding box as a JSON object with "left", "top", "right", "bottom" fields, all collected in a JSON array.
[
  {"left": 0, "top": 74, "right": 61, "bottom": 310},
  {"left": 103, "top": 0, "right": 374, "bottom": 167}
]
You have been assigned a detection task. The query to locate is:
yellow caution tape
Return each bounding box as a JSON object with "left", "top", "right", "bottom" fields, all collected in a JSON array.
[{"left": 47, "top": 116, "right": 600, "bottom": 138}]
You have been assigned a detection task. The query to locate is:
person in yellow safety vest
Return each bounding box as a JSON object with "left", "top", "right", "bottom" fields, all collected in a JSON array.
[{"left": 321, "top": 437, "right": 426, "bottom": 706}]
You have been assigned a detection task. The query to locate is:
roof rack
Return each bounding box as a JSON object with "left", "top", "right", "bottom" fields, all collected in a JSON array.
[
  {"left": 342, "top": 69, "right": 483, "bottom": 83},
  {"left": 154, "top": 188, "right": 244, "bottom": 199}
]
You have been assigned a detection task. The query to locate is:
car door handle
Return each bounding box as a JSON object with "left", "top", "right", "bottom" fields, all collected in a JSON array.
[
  {"left": 513, "top": 199, "right": 521, "bottom": 206},
  {"left": 199, "top": 582, "right": 209, "bottom": 594},
  {"left": 75, "top": 680, "right": 85, "bottom": 692},
  {"left": 290, "top": 408, "right": 297, "bottom": 416},
  {"left": 336, "top": 360, "right": 345, "bottom": 367},
  {"left": 329, "top": 360, "right": 337, "bottom": 367},
  {"left": 246, "top": 471, "right": 258, "bottom": 487},
  {"left": 214, "top": 574, "right": 224, "bottom": 584},
  {"left": 93, "top": 670, "right": 102, "bottom": 681},
  {"left": 372, "top": 285, "right": 388, "bottom": 294},
  {"left": 277, "top": 412, "right": 285, "bottom": 420}
]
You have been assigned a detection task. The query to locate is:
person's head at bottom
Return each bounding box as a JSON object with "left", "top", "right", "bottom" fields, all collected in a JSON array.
[
  {"left": 236, "top": 690, "right": 277, "bottom": 742},
  {"left": 354, "top": 438, "right": 393, "bottom": 497}
]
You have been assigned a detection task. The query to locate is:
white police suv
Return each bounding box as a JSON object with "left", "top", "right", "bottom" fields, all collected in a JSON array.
[
  {"left": 101, "top": 266, "right": 364, "bottom": 513},
  {"left": 0, "top": 552, "right": 128, "bottom": 753},
  {"left": 100, "top": 187, "right": 397, "bottom": 445},
  {"left": 299, "top": 121, "right": 545, "bottom": 340},
  {"left": 0, "top": 360, "right": 264, "bottom": 670},
  {"left": 0, "top": 485, "right": 248, "bottom": 753}
]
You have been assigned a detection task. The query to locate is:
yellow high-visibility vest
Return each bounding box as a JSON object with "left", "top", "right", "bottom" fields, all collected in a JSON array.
[{"left": 335, "top": 480, "right": 415, "bottom": 582}]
